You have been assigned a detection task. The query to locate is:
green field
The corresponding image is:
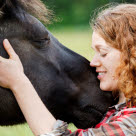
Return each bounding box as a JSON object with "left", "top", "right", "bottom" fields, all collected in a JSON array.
[{"left": 0, "top": 27, "right": 93, "bottom": 136}]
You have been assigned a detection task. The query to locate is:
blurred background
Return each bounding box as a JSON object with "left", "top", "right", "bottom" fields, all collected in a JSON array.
[
  {"left": 0, "top": 0, "right": 136, "bottom": 136},
  {"left": 45, "top": 0, "right": 135, "bottom": 27}
]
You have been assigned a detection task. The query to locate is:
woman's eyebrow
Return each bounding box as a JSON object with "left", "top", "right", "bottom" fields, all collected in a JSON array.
[
  {"left": 91, "top": 44, "right": 110, "bottom": 52},
  {"left": 91, "top": 44, "right": 102, "bottom": 50}
]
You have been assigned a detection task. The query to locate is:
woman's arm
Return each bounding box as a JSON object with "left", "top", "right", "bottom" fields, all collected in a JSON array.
[
  {"left": 0, "top": 39, "right": 56, "bottom": 136},
  {"left": 12, "top": 76, "right": 56, "bottom": 136}
]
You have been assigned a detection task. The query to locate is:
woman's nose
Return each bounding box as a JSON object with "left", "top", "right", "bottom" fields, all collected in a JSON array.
[{"left": 90, "top": 56, "right": 101, "bottom": 67}]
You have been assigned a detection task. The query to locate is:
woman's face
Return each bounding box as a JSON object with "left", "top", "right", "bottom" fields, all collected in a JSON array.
[{"left": 90, "top": 32, "right": 121, "bottom": 91}]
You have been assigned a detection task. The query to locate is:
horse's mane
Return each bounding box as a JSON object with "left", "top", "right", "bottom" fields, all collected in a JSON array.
[
  {"left": 0, "top": 0, "right": 53, "bottom": 24},
  {"left": 20, "top": 0, "right": 53, "bottom": 23}
]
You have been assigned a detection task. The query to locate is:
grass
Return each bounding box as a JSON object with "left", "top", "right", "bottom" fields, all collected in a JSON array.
[{"left": 0, "top": 27, "right": 93, "bottom": 136}]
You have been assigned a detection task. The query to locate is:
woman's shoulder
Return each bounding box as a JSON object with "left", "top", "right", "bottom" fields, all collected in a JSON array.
[{"left": 109, "top": 103, "right": 136, "bottom": 123}]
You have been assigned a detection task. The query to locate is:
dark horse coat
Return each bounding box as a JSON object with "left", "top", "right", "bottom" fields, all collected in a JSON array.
[{"left": 0, "top": 0, "right": 116, "bottom": 128}]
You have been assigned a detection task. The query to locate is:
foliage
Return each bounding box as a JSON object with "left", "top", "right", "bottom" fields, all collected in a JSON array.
[
  {"left": 42, "top": 0, "right": 136, "bottom": 27},
  {"left": 42, "top": 0, "right": 109, "bottom": 27}
]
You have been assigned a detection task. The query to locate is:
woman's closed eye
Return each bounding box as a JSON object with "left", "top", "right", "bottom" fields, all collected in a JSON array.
[
  {"left": 100, "top": 53, "right": 107, "bottom": 57},
  {"left": 99, "top": 49, "right": 108, "bottom": 57}
]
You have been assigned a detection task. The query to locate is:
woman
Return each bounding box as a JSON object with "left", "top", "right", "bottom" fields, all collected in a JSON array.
[{"left": 0, "top": 3, "right": 136, "bottom": 136}]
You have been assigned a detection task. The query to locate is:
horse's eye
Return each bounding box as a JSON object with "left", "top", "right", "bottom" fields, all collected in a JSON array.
[{"left": 33, "top": 37, "right": 50, "bottom": 48}]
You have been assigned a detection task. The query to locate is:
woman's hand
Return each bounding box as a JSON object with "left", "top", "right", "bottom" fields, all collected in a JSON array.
[{"left": 0, "top": 39, "right": 25, "bottom": 89}]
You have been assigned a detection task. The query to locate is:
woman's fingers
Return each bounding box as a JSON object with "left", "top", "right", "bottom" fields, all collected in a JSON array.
[
  {"left": 3, "top": 39, "right": 24, "bottom": 72},
  {"left": 3, "top": 39, "right": 19, "bottom": 61}
]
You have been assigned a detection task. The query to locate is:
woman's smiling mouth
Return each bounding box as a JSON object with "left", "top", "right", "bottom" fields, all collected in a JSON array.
[{"left": 97, "top": 71, "right": 106, "bottom": 80}]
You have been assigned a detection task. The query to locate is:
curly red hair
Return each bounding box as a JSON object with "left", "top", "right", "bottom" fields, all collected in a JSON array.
[{"left": 91, "top": 4, "right": 136, "bottom": 107}]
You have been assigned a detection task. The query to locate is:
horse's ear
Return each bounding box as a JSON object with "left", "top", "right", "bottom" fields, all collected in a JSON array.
[
  {"left": 0, "top": 0, "right": 24, "bottom": 18},
  {"left": 0, "top": 0, "right": 6, "bottom": 12},
  {"left": 0, "top": 0, "right": 13, "bottom": 15},
  {"left": 0, "top": 0, "right": 5, "bottom": 8},
  {"left": 0, "top": 0, "right": 7, "bottom": 17},
  {"left": 0, "top": 0, "right": 52, "bottom": 24},
  {"left": 0, "top": 0, "right": 18, "bottom": 8}
]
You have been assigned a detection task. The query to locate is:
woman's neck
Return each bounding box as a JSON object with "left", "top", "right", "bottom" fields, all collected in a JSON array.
[{"left": 118, "top": 91, "right": 126, "bottom": 104}]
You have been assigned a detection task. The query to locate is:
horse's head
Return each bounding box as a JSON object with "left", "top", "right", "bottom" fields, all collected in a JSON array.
[{"left": 0, "top": 0, "right": 116, "bottom": 128}]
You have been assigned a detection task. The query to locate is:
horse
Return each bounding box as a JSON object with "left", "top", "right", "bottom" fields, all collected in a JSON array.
[{"left": 0, "top": 0, "right": 116, "bottom": 129}]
